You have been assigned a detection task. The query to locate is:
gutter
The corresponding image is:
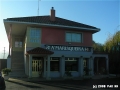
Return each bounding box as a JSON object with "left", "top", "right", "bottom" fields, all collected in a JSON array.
[{"left": 3, "top": 19, "right": 100, "bottom": 32}]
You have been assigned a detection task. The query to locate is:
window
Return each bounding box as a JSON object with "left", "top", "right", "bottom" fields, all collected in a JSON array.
[
  {"left": 65, "top": 57, "right": 78, "bottom": 71},
  {"left": 66, "top": 32, "right": 82, "bottom": 42},
  {"left": 50, "top": 57, "right": 60, "bottom": 71},
  {"left": 15, "top": 38, "right": 22, "bottom": 47},
  {"left": 83, "top": 58, "right": 88, "bottom": 75},
  {"left": 46, "top": 57, "right": 60, "bottom": 71},
  {"left": 29, "top": 28, "right": 40, "bottom": 43}
]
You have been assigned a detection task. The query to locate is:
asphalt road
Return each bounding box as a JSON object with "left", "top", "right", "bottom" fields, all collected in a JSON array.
[{"left": 5, "top": 78, "right": 120, "bottom": 90}]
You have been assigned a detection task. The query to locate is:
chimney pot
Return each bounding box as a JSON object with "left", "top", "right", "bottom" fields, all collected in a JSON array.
[{"left": 52, "top": 7, "right": 54, "bottom": 10}]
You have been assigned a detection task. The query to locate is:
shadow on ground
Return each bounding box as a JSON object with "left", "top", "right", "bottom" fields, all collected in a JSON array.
[
  {"left": 28, "top": 78, "right": 120, "bottom": 90},
  {"left": 6, "top": 80, "right": 42, "bottom": 89},
  {"left": 6, "top": 78, "right": 120, "bottom": 90}
]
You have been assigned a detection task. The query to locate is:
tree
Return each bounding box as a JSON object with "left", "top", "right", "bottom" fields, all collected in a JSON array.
[
  {"left": 104, "top": 31, "right": 120, "bottom": 52},
  {"left": 93, "top": 41, "right": 104, "bottom": 52},
  {"left": 103, "top": 31, "right": 120, "bottom": 75}
]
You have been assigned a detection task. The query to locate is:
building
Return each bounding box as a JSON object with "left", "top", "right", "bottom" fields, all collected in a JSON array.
[
  {"left": 3, "top": 7, "right": 109, "bottom": 79},
  {"left": 0, "top": 59, "right": 7, "bottom": 71}
]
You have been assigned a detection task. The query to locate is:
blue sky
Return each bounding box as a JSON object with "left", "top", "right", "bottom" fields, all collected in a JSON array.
[{"left": 0, "top": 0, "right": 120, "bottom": 59}]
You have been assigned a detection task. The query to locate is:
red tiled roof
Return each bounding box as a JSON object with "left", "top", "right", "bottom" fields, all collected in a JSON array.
[
  {"left": 4, "top": 16, "right": 99, "bottom": 31},
  {"left": 26, "top": 47, "right": 54, "bottom": 55}
]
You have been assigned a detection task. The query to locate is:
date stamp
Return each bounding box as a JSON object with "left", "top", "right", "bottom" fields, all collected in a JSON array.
[{"left": 93, "top": 85, "right": 118, "bottom": 89}]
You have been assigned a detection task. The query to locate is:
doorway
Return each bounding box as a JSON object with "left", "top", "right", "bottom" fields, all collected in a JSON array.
[{"left": 32, "top": 58, "right": 43, "bottom": 77}]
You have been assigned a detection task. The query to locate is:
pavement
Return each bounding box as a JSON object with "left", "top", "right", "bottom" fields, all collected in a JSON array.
[{"left": 5, "top": 76, "right": 120, "bottom": 90}]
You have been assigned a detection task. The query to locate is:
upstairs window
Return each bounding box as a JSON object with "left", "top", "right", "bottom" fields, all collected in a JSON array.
[
  {"left": 66, "top": 32, "right": 82, "bottom": 42},
  {"left": 15, "top": 38, "right": 22, "bottom": 47},
  {"left": 29, "top": 28, "right": 40, "bottom": 43}
]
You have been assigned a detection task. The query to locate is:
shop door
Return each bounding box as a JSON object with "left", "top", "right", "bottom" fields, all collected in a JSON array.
[{"left": 32, "top": 60, "right": 42, "bottom": 77}]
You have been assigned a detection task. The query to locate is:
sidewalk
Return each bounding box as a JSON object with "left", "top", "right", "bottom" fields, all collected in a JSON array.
[
  {"left": 8, "top": 77, "right": 82, "bottom": 82},
  {"left": 7, "top": 74, "right": 120, "bottom": 83}
]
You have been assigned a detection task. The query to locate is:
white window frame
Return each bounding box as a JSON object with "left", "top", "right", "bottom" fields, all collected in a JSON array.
[
  {"left": 29, "top": 28, "right": 40, "bottom": 43},
  {"left": 49, "top": 57, "right": 60, "bottom": 71},
  {"left": 65, "top": 57, "right": 77, "bottom": 61},
  {"left": 15, "top": 38, "right": 22, "bottom": 48},
  {"left": 66, "top": 32, "right": 82, "bottom": 43}
]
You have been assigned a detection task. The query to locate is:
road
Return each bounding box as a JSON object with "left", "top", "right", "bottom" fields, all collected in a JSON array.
[{"left": 5, "top": 78, "right": 120, "bottom": 90}]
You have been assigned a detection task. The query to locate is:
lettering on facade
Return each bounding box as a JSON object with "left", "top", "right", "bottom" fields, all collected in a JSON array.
[{"left": 45, "top": 45, "right": 91, "bottom": 52}]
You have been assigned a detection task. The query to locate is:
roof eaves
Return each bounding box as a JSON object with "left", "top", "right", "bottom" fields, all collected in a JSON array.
[{"left": 4, "top": 20, "right": 100, "bottom": 32}]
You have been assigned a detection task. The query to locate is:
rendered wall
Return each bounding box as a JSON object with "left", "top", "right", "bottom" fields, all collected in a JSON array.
[{"left": 41, "top": 27, "right": 93, "bottom": 47}]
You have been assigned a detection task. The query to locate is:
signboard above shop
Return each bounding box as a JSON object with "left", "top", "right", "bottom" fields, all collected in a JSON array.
[{"left": 45, "top": 45, "right": 91, "bottom": 52}]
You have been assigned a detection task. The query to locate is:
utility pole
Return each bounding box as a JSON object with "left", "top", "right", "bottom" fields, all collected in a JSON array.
[{"left": 3, "top": 47, "right": 6, "bottom": 59}]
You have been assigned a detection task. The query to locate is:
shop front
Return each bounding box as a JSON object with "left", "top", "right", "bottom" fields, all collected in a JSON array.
[{"left": 25, "top": 44, "right": 96, "bottom": 79}]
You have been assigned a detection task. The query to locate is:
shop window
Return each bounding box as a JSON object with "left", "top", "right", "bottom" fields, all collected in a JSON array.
[
  {"left": 50, "top": 57, "right": 60, "bottom": 71},
  {"left": 29, "top": 28, "right": 40, "bottom": 43},
  {"left": 65, "top": 57, "right": 78, "bottom": 71},
  {"left": 83, "top": 58, "right": 88, "bottom": 75},
  {"left": 46, "top": 57, "right": 60, "bottom": 71},
  {"left": 15, "top": 38, "right": 22, "bottom": 47},
  {"left": 66, "top": 32, "right": 82, "bottom": 42}
]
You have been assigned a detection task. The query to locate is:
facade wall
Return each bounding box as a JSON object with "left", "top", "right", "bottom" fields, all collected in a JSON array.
[
  {"left": 14, "top": 26, "right": 98, "bottom": 78},
  {"left": 25, "top": 27, "right": 93, "bottom": 78},
  {"left": 41, "top": 27, "right": 93, "bottom": 47},
  {"left": 12, "top": 35, "right": 24, "bottom": 51},
  {"left": 25, "top": 27, "right": 93, "bottom": 48}
]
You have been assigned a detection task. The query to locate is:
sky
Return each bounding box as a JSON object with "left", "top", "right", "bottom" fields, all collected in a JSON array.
[{"left": 0, "top": 0, "right": 120, "bottom": 59}]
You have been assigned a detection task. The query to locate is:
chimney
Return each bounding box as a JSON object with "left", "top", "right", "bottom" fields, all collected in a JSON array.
[{"left": 50, "top": 7, "right": 55, "bottom": 21}]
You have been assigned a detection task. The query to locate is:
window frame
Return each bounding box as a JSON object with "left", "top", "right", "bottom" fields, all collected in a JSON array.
[
  {"left": 65, "top": 57, "right": 78, "bottom": 72},
  {"left": 29, "top": 28, "right": 41, "bottom": 43},
  {"left": 14, "top": 38, "right": 23, "bottom": 48},
  {"left": 65, "top": 32, "right": 83, "bottom": 43},
  {"left": 46, "top": 57, "right": 60, "bottom": 72}
]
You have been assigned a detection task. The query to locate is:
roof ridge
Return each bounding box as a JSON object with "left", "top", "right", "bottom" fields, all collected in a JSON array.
[{"left": 7, "top": 15, "right": 50, "bottom": 19}]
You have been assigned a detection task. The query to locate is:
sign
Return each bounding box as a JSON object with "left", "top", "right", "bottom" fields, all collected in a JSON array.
[{"left": 45, "top": 45, "right": 91, "bottom": 52}]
